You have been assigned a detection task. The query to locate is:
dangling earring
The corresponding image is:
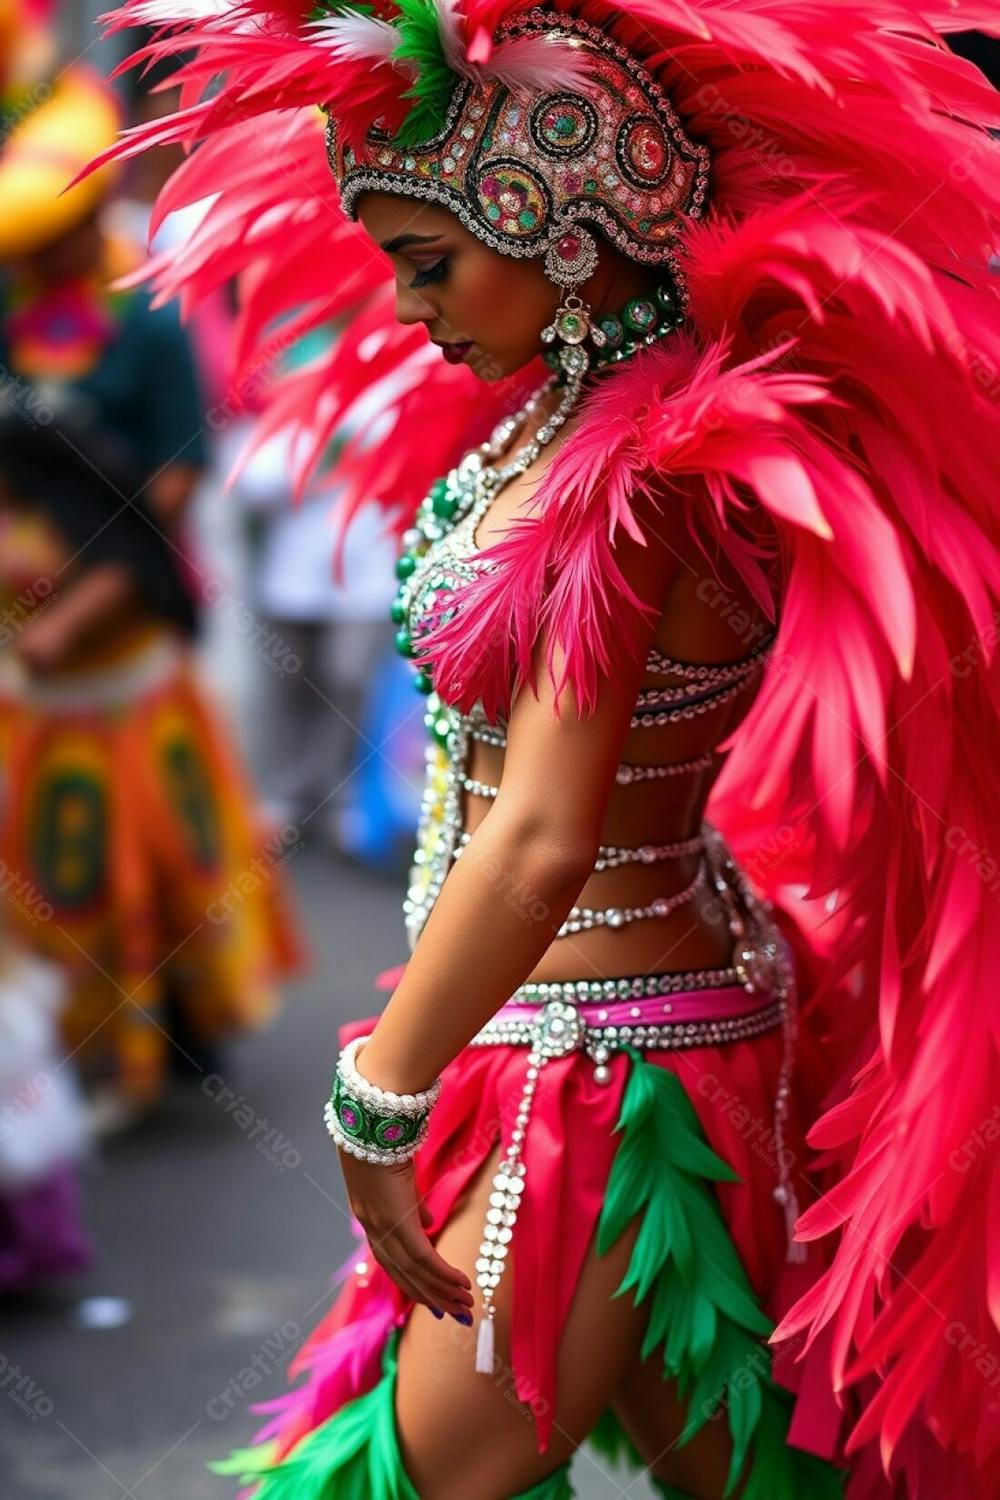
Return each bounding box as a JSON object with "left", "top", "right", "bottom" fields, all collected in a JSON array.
[{"left": 540, "top": 220, "right": 606, "bottom": 387}]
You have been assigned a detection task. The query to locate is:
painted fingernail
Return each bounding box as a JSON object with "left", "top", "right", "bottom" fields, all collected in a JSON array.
[
  {"left": 431, "top": 1306, "right": 444, "bottom": 1319},
  {"left": 451, "top": 1312, "right": 473, "bottom": 1326}
]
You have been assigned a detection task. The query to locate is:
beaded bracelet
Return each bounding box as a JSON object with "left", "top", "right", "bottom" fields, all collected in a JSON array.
[{"left": 324, "top": 1035, "right": 443, "bottom": 1165}]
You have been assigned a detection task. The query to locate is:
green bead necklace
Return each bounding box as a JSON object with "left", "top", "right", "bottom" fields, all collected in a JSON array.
[
  {"left": 389, "top": 290, "right": 680, "bottom": 697},
  {"left": 542, "top": 280, "right": 680, "bottom": 375}
]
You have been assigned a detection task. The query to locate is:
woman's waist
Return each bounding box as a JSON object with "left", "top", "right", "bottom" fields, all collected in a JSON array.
[
  {"left": 467, "top": 820, "right": 739, "bottom": 980},
  {"left": 523, "top": 897, "right": 736, "bottom": 984},
  {"left": 469, "top": 966, "right": 789, "bottom": 1063}
]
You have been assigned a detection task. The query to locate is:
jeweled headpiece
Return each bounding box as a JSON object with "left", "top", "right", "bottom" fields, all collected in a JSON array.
[
  {"left": 326, "top": 9, "right": 709, "bottom": 278},
  {"left": 320, "top": 4, "right": 709, "bottom": 383}
]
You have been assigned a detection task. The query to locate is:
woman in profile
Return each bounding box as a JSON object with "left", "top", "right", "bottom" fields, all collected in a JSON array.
[{"left": 92, "top": 2, "right": 1000, "bottom": 1496}]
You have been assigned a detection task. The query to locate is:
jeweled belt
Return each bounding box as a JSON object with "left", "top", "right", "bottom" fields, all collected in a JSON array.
[
  {"left": 469, "top": 983, "right": 784, "bottom": 1083},
  {"left": 468, "top": 951, "right": 804, "bottom": 1375}
]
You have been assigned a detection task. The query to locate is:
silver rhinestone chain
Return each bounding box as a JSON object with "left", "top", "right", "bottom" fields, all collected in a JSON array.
[
  {"left": 557, "top": 860, "right": 707, "bottom": 936},
  {"left": 460, "top": 752, "right": 716, "bottom": 801},
  {"left": 470, "top": 1001, "right": 784, "bottom": 1055},
  {"left": 615, "top": 752, "right": 715, "bottom": 783},
  {"left": 629, "top": 676, "right": 756, "bottom": 729},
  {"left": 645, "top": 637, "right": 775, "bottom": 682},
  {"left": 509, "top": 965, "right": 740, "bottom": 1005},
  {"left": 454, "top": 829, "right": 703, "bottom": 872},
  {"left": 634, "top": 664, "right": 762, "bottom": 710}
]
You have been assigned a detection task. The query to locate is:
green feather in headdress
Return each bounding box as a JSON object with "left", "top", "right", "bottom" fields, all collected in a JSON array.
[{"left": 390, "top": 0, "right": 460, "bottom": 147}]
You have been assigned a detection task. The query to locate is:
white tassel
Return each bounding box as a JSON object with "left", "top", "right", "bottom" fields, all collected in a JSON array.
[{"left": 474, "top": 1311, "right": 495, "bottom": 1373}]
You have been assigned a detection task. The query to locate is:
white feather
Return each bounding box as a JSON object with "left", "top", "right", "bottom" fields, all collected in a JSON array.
[
  {"left": 481, "top": 35, "right": 594, "bottom": 94},
  {"left": 308, "top": 14, "right": 402, "bottom": 65},
  {"left": 434, "top": 0, "right": 474, "bottom": 77},
  {"left": 121, "top": 0, "right": 228, "bottom": 22}
]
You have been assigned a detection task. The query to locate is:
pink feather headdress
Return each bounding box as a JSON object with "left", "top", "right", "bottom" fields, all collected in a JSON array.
[{"left": 84, "top": 2, "right": 1000, "bottom": 1495}]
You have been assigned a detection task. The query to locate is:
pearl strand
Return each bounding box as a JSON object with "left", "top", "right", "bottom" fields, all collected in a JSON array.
[{"left": 474, "top": 1064, "right": 534, "bottom": 1374}]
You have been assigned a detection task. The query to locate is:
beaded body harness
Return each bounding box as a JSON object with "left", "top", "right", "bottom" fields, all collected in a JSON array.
[{"left": 388, "top": 391, "right": 803, "bottom": 1370}]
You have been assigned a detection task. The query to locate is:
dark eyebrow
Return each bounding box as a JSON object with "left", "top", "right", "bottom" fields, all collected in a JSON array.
[{"left": 380, "top": 232, "right": 442, "bottom": 253}]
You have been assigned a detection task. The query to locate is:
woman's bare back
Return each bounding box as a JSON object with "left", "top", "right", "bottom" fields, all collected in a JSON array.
[{"left": 463, "top": 390, "right": 778, "bottom": 980}]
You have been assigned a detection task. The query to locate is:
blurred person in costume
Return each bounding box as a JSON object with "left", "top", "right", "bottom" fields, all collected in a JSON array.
[
  {"left": 0, "top": 37, "right": 305, "bottom": 1129},
  {"left": 86, "top": 3, "right": 1000, "bottom": 1498},
  {"left": 232, "top": 327, "right": 401, "bottom": 855}
]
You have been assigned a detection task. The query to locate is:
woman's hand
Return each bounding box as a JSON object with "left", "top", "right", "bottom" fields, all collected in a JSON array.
[{"left": 337, "top": 1149, "right": 474, "bottom": 1322}]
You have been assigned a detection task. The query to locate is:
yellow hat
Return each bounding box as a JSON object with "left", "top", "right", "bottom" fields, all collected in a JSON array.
[
  {"left": 0, "top": 61, "right": 123, "bottom": 261},
  {"left": 1, "top": 0, "right": 56, "bottom": 106}
]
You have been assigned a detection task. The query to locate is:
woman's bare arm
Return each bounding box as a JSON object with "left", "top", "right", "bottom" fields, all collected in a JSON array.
[{"left": 357, "top": 511, "right": 682, "bottom": 1094}]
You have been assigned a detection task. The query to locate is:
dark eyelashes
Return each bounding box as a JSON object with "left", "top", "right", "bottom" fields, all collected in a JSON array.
[{"left": 409, "top": 258, "right": 449, "bottom": 290}]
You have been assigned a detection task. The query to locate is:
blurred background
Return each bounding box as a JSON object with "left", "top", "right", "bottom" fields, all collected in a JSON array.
[
  {"left": 1, "top": 6, "right": 997, "bottom": 1500},
  {"left": 0, "top": 2, "right": 438, "bottom": 1496}
]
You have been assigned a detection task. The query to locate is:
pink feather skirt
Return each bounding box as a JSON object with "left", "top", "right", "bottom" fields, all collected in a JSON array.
[{"left": 217, "top": 932, "right": 861, "bottom": 1498}]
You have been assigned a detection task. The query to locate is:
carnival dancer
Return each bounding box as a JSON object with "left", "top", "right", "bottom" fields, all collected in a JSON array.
[
  {"left": 0, "top": 46, "right": 304, "bottom": 1121},
  {"left": 86, "top": 2, "right": 1000, "bottom": 1495}
]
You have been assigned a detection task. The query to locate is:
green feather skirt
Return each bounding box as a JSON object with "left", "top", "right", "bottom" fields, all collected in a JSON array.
[{"left": 209, "top": 1046, "right": 843, "bottom": 1499}]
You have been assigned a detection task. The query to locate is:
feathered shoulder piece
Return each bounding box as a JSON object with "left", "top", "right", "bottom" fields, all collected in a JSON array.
[{"left": 85, "top": 1, "right": 1000, "bottom": 1494}]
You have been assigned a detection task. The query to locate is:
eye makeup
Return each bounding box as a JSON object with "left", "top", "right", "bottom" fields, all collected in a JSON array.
[{"left": 409, "top": 258, "right": 449, "bottom": 290}]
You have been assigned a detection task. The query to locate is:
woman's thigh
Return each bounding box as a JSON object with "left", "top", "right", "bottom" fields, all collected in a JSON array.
[
  {"left": 611, "top": 1351, "right": 740, "bottom": 1500},
  {"left": 395, "top": 1138, "right": 649, "bottom": 1500},
  {"left": 395, "top": 1133, "right": 745, "bottom": 1500}
]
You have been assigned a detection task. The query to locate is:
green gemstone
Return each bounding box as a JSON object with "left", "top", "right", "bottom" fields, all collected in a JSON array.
[
  {"left": 622, "top": 298, "right": 657, "bottom": 335},
  {"left": 598, "top": 314, "right": 624, "bottom": 348},
  {"left": 430, "top": 478, "right": 448, "bottom": 499},
  {"left": 655, "top": 284, "right": 677, "bottom": 313},
  {"left": 431, "top": 491, "right": 457, "bottom": 520},
  {"left": 413, "top": 671, "right": 433, "bottom": 695},
  {"left": 558, "top": 313, "right": 581, "bottom": 337},
  {"left": 395, "top": 554, "right": 416, "bottom": 580},
  {"left": 638, "top": 219, "right": 651, "bottom": 233},
  {"left": 394, "top": 628, "right": 415, "bottom": 658},
  {"left": 584, "top": 178, "right": 597, "bottom": 193},
  {"left": 518, "top": 209, "right": 537, "bottom": 228},
  {"left": 390, "top": 598, "right": 406, "bottom": 624}
]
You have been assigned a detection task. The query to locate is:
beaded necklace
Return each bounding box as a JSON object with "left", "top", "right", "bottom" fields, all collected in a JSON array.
[{"left": 390, "top": 288, "right": 678, "bottom": 692}]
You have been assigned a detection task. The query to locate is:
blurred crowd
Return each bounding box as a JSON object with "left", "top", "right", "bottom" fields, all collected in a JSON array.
[{"left": 0, "top": 3, "right": 419, "bottom": 1294}]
